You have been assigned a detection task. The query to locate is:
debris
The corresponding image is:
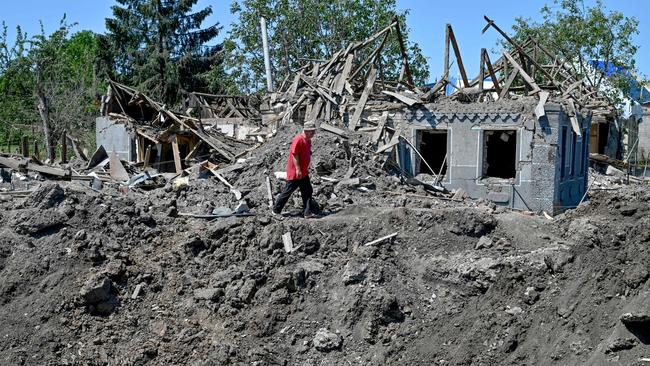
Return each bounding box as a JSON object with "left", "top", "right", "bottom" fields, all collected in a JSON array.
[
  {"left": 131, "top": 283, "right": 144, "bottom": 299},
  {"left": 363, "top": 232, "right": 398, "bottom": 246},
  {"left": 313, "top": 328, "right": 342, "bottom": 352},
  {"left": 108, "top": 151, "right": 129, "bottom": 182},
  {"left": 282, "top": 232, "right": 294, "bottom": 253}
]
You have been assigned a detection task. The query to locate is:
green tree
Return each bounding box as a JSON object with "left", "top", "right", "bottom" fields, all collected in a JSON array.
[
  {"left": 31, "top": 19, "right": 103, "bottom": 159},
  {"left": 226, "top": 0, "right": 430, "bottom": 93},
  {"left": 105, "top": 0, "right": 222, "bottom": 105},
  {"left": 508, "top": 0, "right": 640, "bottom": 102},
  {"left": 0, "top": 24, "right": 36, "bottom": 151}
]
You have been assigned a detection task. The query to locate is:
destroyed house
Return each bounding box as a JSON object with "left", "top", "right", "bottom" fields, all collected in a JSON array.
[
  {"left": 387, "top": 100, "right": 591, "bottom": 214},
  {"left": 97, "top": 81, "right": 257, "bottom": 173},
  {"left": 269, "top": 17, "right": 611, "bottom": 214}
]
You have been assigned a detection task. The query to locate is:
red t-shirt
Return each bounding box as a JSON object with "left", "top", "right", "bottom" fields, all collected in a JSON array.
[{"left": 286, "top": 133, "right": 311, "bottom": 180}]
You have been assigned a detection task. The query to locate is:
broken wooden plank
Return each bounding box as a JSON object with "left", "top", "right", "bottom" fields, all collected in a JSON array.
[
  {"left": 27, "top": 163, "right": 70, "bottom": 178},
  {"left": 334, "top": 53, "right": 354, "bottom": 95},
  {"left": 171, "top": 135, "right": 183, "bottom": 174},
  {"left": 363, "top": 232, "right": 398, "bottom": 246},
  {"left": 212, "top": 163, "right": 245, "bottom": 175},
  {"left": 394, "top": 16, "right": 415, "bottom": 87},
  {"left": 131, "top": 283, "right": 143, "bottom": 299},
  {"left": 372, "top": 112, "right": 389, "bottom": 143},
  {"left": 265, "top": 176, "right": 274, "bottom": 208},
  {"left": 447, "top": 24, "right": 469, "bottom": 87},
  {"left": 0, "top": 156, "right": 27, "bottom": 170},
  {"left": 381, "top": 91, "right": 420, "bottom": 106},
  {"left": 503, "top": 51, "right": 541, "bottom": 94},
  {"left": 319, "top": 123, "right": 349, "bottom": 139},
  {"left": 349, "top": 66, "right": 377, "bottom": 130},
  {"left": 498, "top": 69, "right": 519, "bottom": 99},
  {"left": 282, "top": 232, "right": 293, "bottom": 253},
  {"left": 483, "top": 50, "right": 501, "bottom": 95},
  {"left": 377, "top": 121, "right": 404, "bottom": 153},
  {"left": 566, "top": 99, "right": 582, "bottom": 136}
]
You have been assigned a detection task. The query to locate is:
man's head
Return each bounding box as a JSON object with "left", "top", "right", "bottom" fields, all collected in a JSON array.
[{"left": 303, "top": 120, "right": 317, "bottom": 139}]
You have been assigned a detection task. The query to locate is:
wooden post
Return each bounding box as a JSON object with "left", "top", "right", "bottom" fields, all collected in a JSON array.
[
  {"left": 170, "top": 135, "right": 183, "bottom": 174},
  {"left": 478, "top": 48, "right": 486, "bottom": 92},
  {"left": 61, "top": 131, "right": 67, "bottom": 163},
  {"left": 21, "top": 136, "right": 29, "bottom": 157},
  {"left": 33, "top": 140, "right": 40, "bottom": 160},
  {"left": 443, "top": 24, "right": 450, "bottom": 90},
  {"left": 143, "top": 145, "right": 152, "bottom": 169},
  {"left": 447, "top": 24, "right": 469, "bottom": 87}
]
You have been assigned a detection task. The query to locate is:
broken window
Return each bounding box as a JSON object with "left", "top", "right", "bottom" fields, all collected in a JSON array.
[
  {"left": 418, "top": 130, "right": 448, "bottom": 176},
  {"left": 482, "top": 130, "right": 517, "bottom": 179}
]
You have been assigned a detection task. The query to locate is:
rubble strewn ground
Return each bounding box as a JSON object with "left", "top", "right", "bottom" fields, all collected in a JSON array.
[{"left": 1, "top": 123, "right": 650, "bottom": 365}]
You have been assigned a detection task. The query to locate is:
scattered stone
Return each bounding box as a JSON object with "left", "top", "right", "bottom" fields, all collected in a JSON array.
[
  {"left": 505, "top": 306, "right": 523, "bottom": 316},
  {"left": 605, "top": 337, "right": 637, "bottom": 353},
  {"left": 313, "top": 328, "right": 342, "bottom": 352},
  {"left": 80, "top": 275, "right": 113, "bottom": 305},
  {"left": 620, "top": 312, "right": 650, "bottom": 326},
  {"left": 523, "top": 287, "right": 539, "bottom": 305},
  {"left": 234, "top": 201, "right": 250, "bottom": 214},
  {"left": 342, "top": 260, "right": 368, "bottom": 285},
  {"left": 475, "top": 236, "right": 493, "bottom": 250},
  {"left": 194, "top": 288, "right": 224, "bottom": 302}
]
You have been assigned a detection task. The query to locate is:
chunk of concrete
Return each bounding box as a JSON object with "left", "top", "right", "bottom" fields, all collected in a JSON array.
[{"left": 313, "top": 328, "right": 342, "bottom": 352}]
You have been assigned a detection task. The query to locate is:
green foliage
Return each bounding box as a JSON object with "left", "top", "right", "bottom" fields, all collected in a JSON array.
[
  {"left": 0, "top": 23, "right": 38, "bottom": 146},
  {"left": 105, "top": 0, "right": 223, "bottom": 105},
  {"left": 0, "top": 16, "right": 103, "bottom": 152},
  {"left": 226, "top": 0, "right": 430, "bottom": 92},
  {"left": 508, "top": 0, "right": 640, "bottom": 102}
]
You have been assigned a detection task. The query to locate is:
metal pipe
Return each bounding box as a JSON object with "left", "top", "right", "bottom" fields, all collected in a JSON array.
[{"left": 260, "top": 17, "right": 273, "bottom": 91}]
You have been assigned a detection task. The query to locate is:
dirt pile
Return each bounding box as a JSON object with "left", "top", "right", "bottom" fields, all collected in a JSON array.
[{"left": 1, "top": 127, "right": 650, "bottom": 365}]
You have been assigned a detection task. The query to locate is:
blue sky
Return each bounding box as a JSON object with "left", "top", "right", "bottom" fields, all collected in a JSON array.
[{"left": 1, "top": 0, "right": 648, "bottom": 83}]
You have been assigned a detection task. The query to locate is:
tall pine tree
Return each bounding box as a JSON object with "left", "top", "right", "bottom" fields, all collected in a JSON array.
[{"left": 105, "top": 0, "right": 222, "bottom": 105}]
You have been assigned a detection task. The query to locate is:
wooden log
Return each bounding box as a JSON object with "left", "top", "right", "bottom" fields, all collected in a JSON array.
[
  {"left": 319, "top": 123, "right": 349, "bottom": 138},
  {"left": 349, "top": 66, "right": 377, "bottom": 130}
]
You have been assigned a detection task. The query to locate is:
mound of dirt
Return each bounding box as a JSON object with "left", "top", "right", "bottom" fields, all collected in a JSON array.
[{"left": 1, "top": 126, "right": 650, "bottom": 365}]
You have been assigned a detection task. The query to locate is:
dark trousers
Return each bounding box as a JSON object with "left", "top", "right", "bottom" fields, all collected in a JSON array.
[{"left": 273, "top": 176, "right": 313, "bottom": 215}]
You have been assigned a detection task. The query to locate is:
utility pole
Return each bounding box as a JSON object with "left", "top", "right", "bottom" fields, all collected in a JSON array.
[{"left": 260, "top": 17, "right": 273, "bottom": 92}]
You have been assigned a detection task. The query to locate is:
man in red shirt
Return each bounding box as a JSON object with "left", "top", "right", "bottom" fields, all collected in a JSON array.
[{"left": 272, "top": 120, "right": 317, "bottom": 218}]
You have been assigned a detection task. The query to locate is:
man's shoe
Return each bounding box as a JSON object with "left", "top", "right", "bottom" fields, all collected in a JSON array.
[
  {"left": 270, "top": 208, "right": 283, "bottom": 220},
  {"left": 304, "top": 212, "right": 319, "bottom": 219}
]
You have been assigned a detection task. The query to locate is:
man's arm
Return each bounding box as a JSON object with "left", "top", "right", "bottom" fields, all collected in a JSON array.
[{"left": 292, "top": 153, "right": 302, "bottom": 179}]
